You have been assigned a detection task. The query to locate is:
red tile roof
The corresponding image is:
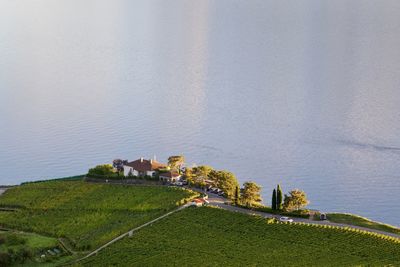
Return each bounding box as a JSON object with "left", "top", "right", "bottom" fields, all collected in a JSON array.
[{"left": 124, "top": 158, "right": 166, "bottom": 172}]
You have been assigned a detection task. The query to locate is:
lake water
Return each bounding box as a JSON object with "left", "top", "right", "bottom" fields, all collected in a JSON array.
[{"left": 1, "top": 0, "right": 400, "bottom": 226}]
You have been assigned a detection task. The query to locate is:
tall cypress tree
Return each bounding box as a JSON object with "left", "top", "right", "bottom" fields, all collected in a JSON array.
[
  {"left": 277, "top": 184, "right": 283, "bottom": 210},
  {"left": 234, "top": 186, "right": 240, "bottom": 205},
  {"left": 272, "top": 189, "right": 277, "bottom": 210}
]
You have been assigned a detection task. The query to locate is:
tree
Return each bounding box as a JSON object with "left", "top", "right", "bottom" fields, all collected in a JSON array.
[
  {"left": 207, "top": 170, "right": 219, "bottom": 187},
  {"left": 168, "top": 155, "right": 185, "bottom": 172},
  {"left": 271, "top": 188, "right": 277, "bottom": 210},
  {"left": 283, "top": 189, "right": 309, "bottom": 211},
  {"left": 234, "top": 186, "right": 241, "bottom": 205},
  {"left": 184, "top": 167, "right": 194, "bottom": 186},
  {"left": 241, "top": 181, "right": 262, "bottom": 207},
  {"left": 277, "top": 184, "right": 283, "bottom": 210},
  {"left": 192, "top": 165, "right": 213, "bottom": 184},
  {"left": 88, "top": 164, "right": 114, "bottom": 177},
  {"left": 210, "top": 170, "right": 239, "bottom": 199}
]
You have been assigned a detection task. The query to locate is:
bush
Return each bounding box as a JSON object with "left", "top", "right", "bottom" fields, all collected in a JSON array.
[
  {"left": 88, "top": 164, "right": 114, "bottom": 177},
  {"left": 0, "top": 252, "right": 11, "bottom": 266},
  {"left": 16, "top": 248, "right": 33, "bottom": 263}
]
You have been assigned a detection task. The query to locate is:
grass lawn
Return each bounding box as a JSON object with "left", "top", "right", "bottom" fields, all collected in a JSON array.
[
  {"left": 79, "top": 207, "right": 400, "bottom": 267},
  {"left": 327, "top": 213, "right": 400, "bottom": 235},
  {"left": 0, "top": 180, "right": 195, "bottom": 251}
]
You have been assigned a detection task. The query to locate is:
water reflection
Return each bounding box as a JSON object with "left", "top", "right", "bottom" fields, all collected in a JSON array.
[{"left": 1, "top": 0, "right": 400, "bottom": 225}]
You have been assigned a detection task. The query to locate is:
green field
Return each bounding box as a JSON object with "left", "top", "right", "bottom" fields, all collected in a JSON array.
[
  {"left": 80, "top": 207, "right": 400, "bottom": 267},
  {"left": 327, "top": 213, "right": 400, "bottom": 235},
  {"left": 0, "top": 180, "right": 195, "bottom": 251}
]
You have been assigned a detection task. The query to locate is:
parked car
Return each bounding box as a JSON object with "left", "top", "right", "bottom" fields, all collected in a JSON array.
[
  {"left": 279, "top": 216, "right": 294, "bottom": 223},
  {"left": 210, "top": 188, "right": 218, "bottom": 193},
  {"left": 217, "top": 191, "right": 225, "bottom": 196},
  {"left": 175, "top": 182, "right": 183, "bottom": 186}
]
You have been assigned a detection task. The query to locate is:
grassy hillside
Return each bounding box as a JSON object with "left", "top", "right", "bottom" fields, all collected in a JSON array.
[
  {"left": 327, "top": 213, "right": 400, "bottom": 235},
  {"left": 0, "top": 180, "right": 195, "bottom": 251},
  {"left": 80, "top": 207, "right": 400, "bottom": 267}
]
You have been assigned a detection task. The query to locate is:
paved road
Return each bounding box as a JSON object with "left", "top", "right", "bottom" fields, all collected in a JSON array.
[{"left": 204, "top": 192, "right": 400, "bottom": 239}]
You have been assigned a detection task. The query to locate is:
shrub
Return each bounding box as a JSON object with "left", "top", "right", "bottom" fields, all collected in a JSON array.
[
  {"left": 88, "top": 164, "right": 114, "bottom": 177},
  {"left": 0, "top": 252, "right": 11, "bottom": 266}
]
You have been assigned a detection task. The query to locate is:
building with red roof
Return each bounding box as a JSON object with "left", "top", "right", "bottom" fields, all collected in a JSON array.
[{"left": 123, "top": 157, "right": 166, "bottom": 177}]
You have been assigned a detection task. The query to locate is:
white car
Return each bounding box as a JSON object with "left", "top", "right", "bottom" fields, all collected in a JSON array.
[{"left": 279, "top": 216, "right": 294, "bottom": 223}]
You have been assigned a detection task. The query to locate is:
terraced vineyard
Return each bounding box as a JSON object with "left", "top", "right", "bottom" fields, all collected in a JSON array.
[
  {"left": 80, "top": 207, "right": 400, "bottom": 267},
  {"left": 0, "top": 180, "right": 195, "bottom": 251}
]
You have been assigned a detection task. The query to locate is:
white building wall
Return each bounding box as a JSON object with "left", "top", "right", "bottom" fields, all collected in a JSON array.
[
  {"left": 123, "top": 166, "right": 131, "bottom": 176},
  {"left": 123, "top": 166, "right": 138, "bottom": 177},
  {"left": 147, "top": 171, "right": 155, "bottom": 177}
]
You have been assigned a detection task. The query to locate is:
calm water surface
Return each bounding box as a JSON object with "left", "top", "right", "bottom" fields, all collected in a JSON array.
[{"left": 1, "top": 0, "right": 400, "bottom": 226}]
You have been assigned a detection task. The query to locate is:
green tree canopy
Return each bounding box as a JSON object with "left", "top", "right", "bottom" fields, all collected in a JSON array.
[
  {"left": 283, "top": 189, "right": 309, "bottom": 211},
  {"left": 241, "top": 181, "right": 263, "bottom": 207},
  {"left": 272, "top": 188, "right": 277, "bottom": 210},
  {"left": 88, "top": 164, "right": 114, "bottom": 177},
  {"left": 192, "top": 165, "right": 213, "bottom": 184},
  {"left": 184, "top": 167, "right": 193, "bottom": 184},
  {"left": 234, "top": 186, "right": 241, "bottom": 205},
  {"left": 209, "top": 170, "right": 239, "bottom": 199},
  {"left": 277, "top": 184, "right": 283, "bottom": 210},
  {"left": 168, "top": 155, "right": 185, "bottom": 170}
]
